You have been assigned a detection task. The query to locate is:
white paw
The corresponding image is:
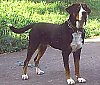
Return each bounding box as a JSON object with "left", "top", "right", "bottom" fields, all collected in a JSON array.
[
  {"left": 21, "top": 74, "right": 29, "bottom": 80},
  {"left": 36, "top": 67, "right": 44, "bottom": 75},
  {"left": 77, "top": 77, "right": 86, "bottom": 83},
  {"left": 7, "top": 24, "right": 12, "bottom": 27},
  {"left": 67, "top": 78, "right": 75, "bottom": 85}
]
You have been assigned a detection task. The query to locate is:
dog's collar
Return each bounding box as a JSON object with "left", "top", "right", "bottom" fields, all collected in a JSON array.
[{"left": 67, "top": 20, "right": 81, "bottom": 32}]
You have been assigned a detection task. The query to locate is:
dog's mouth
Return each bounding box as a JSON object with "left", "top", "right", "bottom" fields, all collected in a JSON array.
[{"left": 76, "top": 19, "right": 86, "bottom": 28}]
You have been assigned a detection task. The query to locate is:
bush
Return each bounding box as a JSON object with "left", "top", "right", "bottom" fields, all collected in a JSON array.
[
  {"left": 85, "top": 19, "right": 100, "bottom": 38},
  {"left": 0, "top": 0, "right": 100, "bottom": 53}
]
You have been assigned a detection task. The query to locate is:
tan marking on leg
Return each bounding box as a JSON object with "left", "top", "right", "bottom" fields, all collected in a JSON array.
[
  {"left": 65, "top": 67, "right": 71, "bottom": 79},
  {"left": 23, "top": 63, "right": 28, "bottom": 75},
  {"left": 34, "top": 44, "right": 47, "bottom": 67},
  {"left": 65, "top": 68, "right": 75, "bottom": 84},
  {"left": 74, "top": 60, "right": 80, "bottom": 78},
  {"left": 74, "top": 60, "right": 86, "bottom": 83},
  {"left": 22, "top": 63, "right": 29, "bottom": 80}
]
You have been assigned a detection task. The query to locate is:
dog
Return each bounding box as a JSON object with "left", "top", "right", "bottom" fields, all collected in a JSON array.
[{"left": 8, "top": 3, "right": 91, "bottom": 85}]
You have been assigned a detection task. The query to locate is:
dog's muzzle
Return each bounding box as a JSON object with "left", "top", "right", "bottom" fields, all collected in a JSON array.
[
  {"left": 82, "top": 12, "right": 88, "bottom": 25},
  {"left": 76, "top": 11, "right": 88, "bottom": 29}
]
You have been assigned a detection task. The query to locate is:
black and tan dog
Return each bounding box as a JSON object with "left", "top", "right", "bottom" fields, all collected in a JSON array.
[{"left": 8, "top": 3, "right": 91, "bottom": 85}]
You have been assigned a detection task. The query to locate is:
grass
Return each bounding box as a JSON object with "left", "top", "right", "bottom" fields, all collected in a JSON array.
[{"left": 0, "top": 0, "right": 100, "bottom": 53}]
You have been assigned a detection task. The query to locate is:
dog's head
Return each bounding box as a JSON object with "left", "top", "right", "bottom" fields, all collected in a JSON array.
[{"left": 66, "top": 3, "right": 91, "bottom": 28}]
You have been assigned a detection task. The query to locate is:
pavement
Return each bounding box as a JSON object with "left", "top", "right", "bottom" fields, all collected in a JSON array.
[{"left": 0, "top": 37, "right": 100, "bottom": 85}]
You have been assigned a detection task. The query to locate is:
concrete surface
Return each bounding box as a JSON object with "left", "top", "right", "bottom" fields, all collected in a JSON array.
[{"left": 0, "top": 37, "right": 100, "bottom": 85}]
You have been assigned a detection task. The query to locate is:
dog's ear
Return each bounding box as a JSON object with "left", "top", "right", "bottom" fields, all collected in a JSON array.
[
  {"left": 66, "top": 4, "right": 73, "bottom": 14},
  {"left": 66, "top": 4, "right": 80, "bottom": 14},
  {"left": 66, "top": 3, "right": 91, "bottom": 15},
  {"left": 86, "top": 5, "right": 91, "bottom": 14},
  {"left": 82, "top": 4, "right": 91, "bottom": 14},
  {"left": 66, "top": 4, "right": 76, "bottom": 14}
]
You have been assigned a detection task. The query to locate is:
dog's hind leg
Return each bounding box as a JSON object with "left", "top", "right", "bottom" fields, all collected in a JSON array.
[
  {"left": 73, "top": 49, "right": 86, "bottom": 83},
  {"left": 34, "top": 44, "right": 47, "bottom": 75},
  {"left": 22, "top": 44, "right": 38, "bottom": 80}
]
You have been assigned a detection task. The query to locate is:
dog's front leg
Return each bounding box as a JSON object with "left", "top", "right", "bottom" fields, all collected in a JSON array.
[
  {"left": 62, "top": 51, "right": 75, "bottom": 85},
  {"left": 73, "top": 49, "right": 86, "bottom": 83}
]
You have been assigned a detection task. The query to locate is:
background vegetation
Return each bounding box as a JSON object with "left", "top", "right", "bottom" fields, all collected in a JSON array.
[{"left": 0, "top": 0, "right": 100, "bottom": 53}]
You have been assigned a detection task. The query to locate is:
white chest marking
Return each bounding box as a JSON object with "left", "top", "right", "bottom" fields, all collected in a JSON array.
[{"left": 70, "top": 32, "right": 83, "bottom": 52}]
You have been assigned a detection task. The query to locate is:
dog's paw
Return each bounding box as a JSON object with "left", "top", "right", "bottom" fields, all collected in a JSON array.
[
  {"left": 7, "top": 24, "right": 12, "bottom": 27},
  {"left": 21, "top": 74, "right": 29, "bottom": 80},
  {"left": 36, "top": 67, "right": 44, "bottom": 75},
  {"left": 67, "top": 78, "right": 75, "bottom": 85},
  {"left": 77, "top": 77, "right": 86, "bottom": 83}
]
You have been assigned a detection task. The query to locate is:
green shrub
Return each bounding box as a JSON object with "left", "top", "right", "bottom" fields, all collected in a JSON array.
[
  {"left": 85, "top": 19, "right": 100, "bottom": 38},
  {"left": 0, "top": 0, "right": 100, "bottom": 53}
]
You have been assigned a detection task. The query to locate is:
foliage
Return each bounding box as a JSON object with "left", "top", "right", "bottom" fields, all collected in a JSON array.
[
  {"left": 85, "top": 19, "right": 100, "bottom": 38},
  {"left": 0, "top": 0, "right": 100, "bottom": 53}
]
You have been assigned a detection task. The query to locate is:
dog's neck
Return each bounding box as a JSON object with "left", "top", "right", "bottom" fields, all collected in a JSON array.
[
  {"left": 67, "top": 16, "right": 85, "bottom": 32},
  {"left": 67, "top": 19, "right": 77, "bottom": 32},
  {"left": 68, "top": 15, "right": 76, "bottom": 27},
  {"left": 67, "top": 19, "right": 82, "bottom": 32}
]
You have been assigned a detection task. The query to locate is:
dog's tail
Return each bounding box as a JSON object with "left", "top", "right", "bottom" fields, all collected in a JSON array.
[{"left": 8, "top": 23, "right": 33, "bottom": 34}]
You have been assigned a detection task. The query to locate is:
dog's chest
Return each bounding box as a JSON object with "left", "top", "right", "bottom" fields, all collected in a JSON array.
[{"left": 70, "top": 32, "right": 83, "bottom": 52}]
